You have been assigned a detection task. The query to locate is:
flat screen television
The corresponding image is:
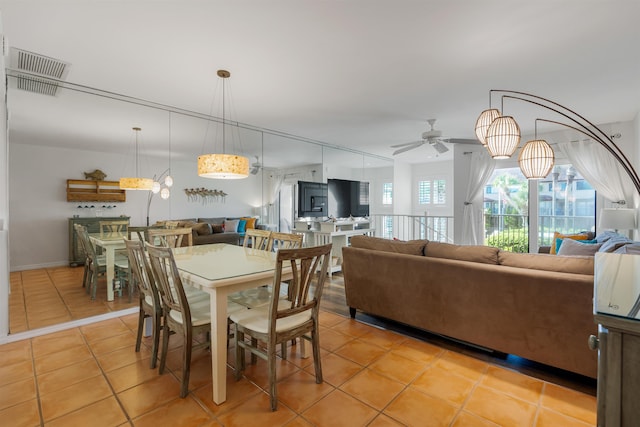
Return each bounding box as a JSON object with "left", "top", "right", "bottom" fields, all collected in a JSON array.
[
  {"left": 328, "top": 178, "right": 370, "bottom": 218},
  {"left": 297, "top": 181, "right": 328, "bottom": 218}
]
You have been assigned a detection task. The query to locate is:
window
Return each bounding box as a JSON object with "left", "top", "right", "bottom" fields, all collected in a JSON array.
[
  {"left": 483, "top": 164, "right": 596, "bottom": 253},
  {"left": 382, "top": 182, "right": 393, "bottom": 205},
  {"left": 418, "top": 179, "right": 446, "bottom": 205}
]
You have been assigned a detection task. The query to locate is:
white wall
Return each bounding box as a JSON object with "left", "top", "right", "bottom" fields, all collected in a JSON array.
[
  {"left": 1, "top": 12, "right": 10, "bottom": 337},
  {"left": 9, "top": 143, "right": 262, "bottom": 271}
]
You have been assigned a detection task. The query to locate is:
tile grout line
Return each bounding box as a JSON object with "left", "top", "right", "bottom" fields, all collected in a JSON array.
[{"left": 29, "top": 338, "right": 45, "bottom": 427}]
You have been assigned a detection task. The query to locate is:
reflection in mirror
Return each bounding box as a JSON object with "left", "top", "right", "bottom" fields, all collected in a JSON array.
[{"left": 5, "top": 78, "right": 392, "bottom": 335}]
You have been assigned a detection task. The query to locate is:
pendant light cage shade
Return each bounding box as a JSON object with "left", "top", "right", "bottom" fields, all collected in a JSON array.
[
  {"left": 485, "top": 116, "right": 521, "bottom": 159},
  {"left": 475, "top": 109, "right": 501, "bottom": 146},
  {"left": 518, "top": 139, "right": 555, "bottom": 179},
  {"left": 198, "top": 154, "right": 249, "bottom": 179}
]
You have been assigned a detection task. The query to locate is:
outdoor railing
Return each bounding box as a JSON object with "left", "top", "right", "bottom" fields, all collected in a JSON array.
[
  {"left": 369, "top": 214, "right": 454, "bottom": 242},
  {"left": 485, "top": 213, "right": 595, "bottom": 251}
]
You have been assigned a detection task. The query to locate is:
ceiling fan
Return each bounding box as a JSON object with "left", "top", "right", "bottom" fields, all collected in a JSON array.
[
  {"left": 250, "top": 155, "right": 262, "bottom": 175},
  {"left": 391, "top": 119, "right": 476, "bottom": 156}
]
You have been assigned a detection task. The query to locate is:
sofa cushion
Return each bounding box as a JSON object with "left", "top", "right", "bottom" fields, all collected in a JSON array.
[
  {"left": 425, "top": 241, "right": 499, "bottom": 264},
  {"left": 557, "top": 238, "right": 602, "bottom": 256},
  {"left": 550, "top": 232, "right": 591, "bottom": 254},
  {"left": 498, "top": 251, "right": 594, "bottom": 275},
  {"left": 198, "top": 217, "right": 226, "bottom": 225},
  {"left": 349, "top": 235, "right": 426, "bottom": 255}
]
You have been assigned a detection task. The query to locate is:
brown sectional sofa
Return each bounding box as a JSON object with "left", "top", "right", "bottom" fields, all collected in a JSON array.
[{"left": 341, "top": 235, "right": 597, "bottom": 378}]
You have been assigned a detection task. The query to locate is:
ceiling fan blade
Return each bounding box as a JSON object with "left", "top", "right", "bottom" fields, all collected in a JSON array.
[
  {"left": 390, "top": 140, "right": 423, "bottom": 148},
  {"left": 432, "top": 141, "right": 449, "bottom": 154},
  {"left": 393, "top": 142, "right": 424, "bottom": 155},
  {"left": 448, "top": 138, "right": 480, "bottom": 145}
]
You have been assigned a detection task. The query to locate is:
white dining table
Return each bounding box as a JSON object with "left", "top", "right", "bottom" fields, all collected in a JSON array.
[
  {"left": 89, "top": 232, "right": 127, "bottom": 301},
  {"left": 172, "top": 243, "right": 292, "bottom": 404}
]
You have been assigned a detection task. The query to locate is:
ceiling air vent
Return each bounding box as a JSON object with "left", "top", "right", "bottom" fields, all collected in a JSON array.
[{"left": 8, "top": 47, "right": 70, "bottom": 96}]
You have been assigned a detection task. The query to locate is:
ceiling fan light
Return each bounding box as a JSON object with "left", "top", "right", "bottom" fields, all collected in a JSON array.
[
  {"left": 474, "top": 108, "right": 501, "bottom": 146},
  {"left": 485, "top": 116, "right": 521, "bottom": 159},
  {"left": 518, "top": 139, "right": 555, "bottom": 179},
  {"left": 198, "top": 153, "right": 249, "bottom": 179}
]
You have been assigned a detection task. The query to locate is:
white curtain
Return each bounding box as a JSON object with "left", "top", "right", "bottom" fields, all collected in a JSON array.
[
  {"left": 461, "top": 151, "right": 496, "bottom": 245},
  {"left": 558, "top": 140, "right": 638, "bottom": 208}
]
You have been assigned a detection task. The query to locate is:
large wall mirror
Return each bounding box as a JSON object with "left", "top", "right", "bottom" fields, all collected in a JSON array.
[{"left": 5, "top": 77, "right": 393, "bottom": 335}]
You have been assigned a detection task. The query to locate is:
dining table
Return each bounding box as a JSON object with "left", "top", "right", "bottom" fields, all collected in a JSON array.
[
  {"left": 172, "top": 243, "right": 293, "bottom": 404},
  {"left": 89, "top": 231, "right": 127, "bottom": 301}
]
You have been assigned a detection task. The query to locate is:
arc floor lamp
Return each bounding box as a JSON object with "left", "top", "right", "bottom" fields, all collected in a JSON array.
[{"left": 475, "top": 89, "right": 640, "bottom": 198}]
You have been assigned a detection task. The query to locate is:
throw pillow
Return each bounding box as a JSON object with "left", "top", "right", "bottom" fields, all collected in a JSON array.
[
  {"left": 211, "top": 224, "right": 224, "bottom": 233},
  {"left": 237, "top": 219, "right": 247, "bottom": 233},
  {"left": 192, "top": 222, "right": 212, "bottom": 236},
  {"left": 241, "top": 217, "right": 257, "bottom": 230},
  {"left": 550, "top": 232, "right": 590, "bottom": 254},
  {"left": 555, "top": 238, "right": 597, "bottom": 253},
  {"left": 557, "top": 237, "right": 603, "bottom": 256},
  {"left": 224, "top": 219, "right": 239, "bottom": 233}
]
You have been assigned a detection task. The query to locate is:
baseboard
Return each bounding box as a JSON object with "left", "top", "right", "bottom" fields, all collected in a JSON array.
[
  {"left": 0, "top": 307, "right": 138, "bottom": 344},
  {"left": 10, "top": 260, "right": 69, "bottom": 272}
]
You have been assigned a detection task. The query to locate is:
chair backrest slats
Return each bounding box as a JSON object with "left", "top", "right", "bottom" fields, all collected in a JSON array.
[
  {"left": 243, "top": 229, "right": 271, "bottom": 250},
  {"left": 146, "top": 244, "right": 191, "bottom": 327},
  {"left": 270, "top": 244, "right": 332, "bottom": 327},
  {"left": 268, "top": 232, "right": 303, "bottom": 252},
  {"left": 99, "top": 220, "right": 129, "bottom": 237},
  {"left": 124, "top": 239, "right": 162, "bottom": 309},
  {"left": 148, "top": 227, "right": 193, "bottom": 248}
]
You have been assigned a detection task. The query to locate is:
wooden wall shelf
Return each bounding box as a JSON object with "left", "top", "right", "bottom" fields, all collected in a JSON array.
[{"left": 66, "top": 179, "right": 126, "bottom": 202}]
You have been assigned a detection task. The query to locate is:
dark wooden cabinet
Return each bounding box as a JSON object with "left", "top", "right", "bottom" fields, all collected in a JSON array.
[
  {"left": 593, "top": 313, "right": 640, "bottom": 427},
  {"left": 68, "top": 217, "right": 129, "bottom": 266}
]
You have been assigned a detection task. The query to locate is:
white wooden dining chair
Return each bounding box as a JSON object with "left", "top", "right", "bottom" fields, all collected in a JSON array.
[
  {"left": 230, "top": 243, "right": 332, "bottom": 410},
  {"left": 145, "top": 243, "right": 211, "bottom": 398},
  {"left": 124, "top": 239, "right": 163, "bottom": 368}
]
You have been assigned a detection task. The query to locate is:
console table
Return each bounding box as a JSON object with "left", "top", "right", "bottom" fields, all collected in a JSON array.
[{"left": 592, "top": 313, "right": 640, "bottom": 427}]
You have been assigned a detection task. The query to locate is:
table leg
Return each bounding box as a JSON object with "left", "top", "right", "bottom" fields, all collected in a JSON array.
[
  {"left": 210, "top": 288, "right": 228, "bottom": 404},
  {"left": 105, "top": 247, "right": 115, "bottom": 301}
]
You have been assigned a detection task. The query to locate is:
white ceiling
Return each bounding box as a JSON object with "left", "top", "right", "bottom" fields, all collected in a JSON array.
[{"left": 1, "top": 0, "right": 640, "bottom": 167}]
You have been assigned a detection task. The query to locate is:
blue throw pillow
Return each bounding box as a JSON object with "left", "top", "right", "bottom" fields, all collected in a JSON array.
[
  {"left": 237, "top": 219, "right": 247, "bottom": 233},
  {"left": 556, "top": 238, "right": 597, "bottom": 253}
]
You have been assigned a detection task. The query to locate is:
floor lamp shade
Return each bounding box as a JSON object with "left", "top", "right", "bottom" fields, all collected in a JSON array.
[
  {"left": 518, "top": 139, "right": 554, "bottom": 179},
  {"left": 485, "top": 116, "right": 521, "bottom": 159},
  {"left": 474, "top": 108, "right": 500, "bottom": 146},
  {"left": 599, "top": 208, "right": 637, "bottom": 231}
]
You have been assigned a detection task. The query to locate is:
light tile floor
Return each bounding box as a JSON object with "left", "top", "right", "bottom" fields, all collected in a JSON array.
[{"left": 2, "top": 267, "right": 597, "bottom": 426}]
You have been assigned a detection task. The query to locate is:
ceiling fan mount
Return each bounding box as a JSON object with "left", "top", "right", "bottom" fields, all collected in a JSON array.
[{"left": 250, "top": 155, "right": 262, "bottom": 175}]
